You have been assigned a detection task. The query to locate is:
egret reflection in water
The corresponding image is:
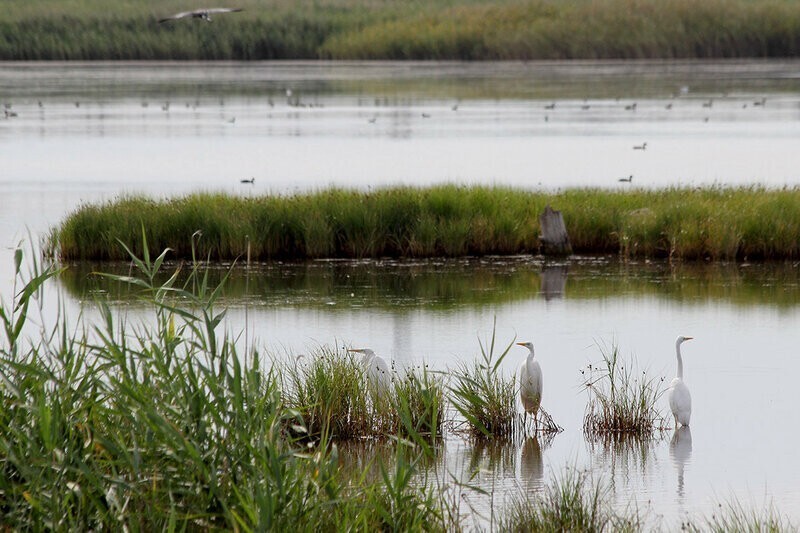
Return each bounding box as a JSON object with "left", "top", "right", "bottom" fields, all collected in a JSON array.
[
  {"left": 518, "top": 437, "right": 544, "bottom": 489},
  {"left": 670, "top": 426, "right": 693, "bottom": 500}
]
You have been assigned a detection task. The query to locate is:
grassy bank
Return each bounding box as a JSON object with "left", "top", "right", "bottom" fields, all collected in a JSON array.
[
  {"left": 4, "top": 0, "right": 800, "bottom": 60},
  {"left": 50, "top": 185, "right": 800, "bottom": 262}
]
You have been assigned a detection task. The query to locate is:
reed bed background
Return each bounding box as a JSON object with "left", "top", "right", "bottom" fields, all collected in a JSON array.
[
  {"left": 1, "top": 243, "right": 797, "bottom": 529},
  {"left": 50, "top": 185, "right": 800, "bottom": 262},
  {"left": 4, "top": 0, "right": 800, "bottom": 60}
]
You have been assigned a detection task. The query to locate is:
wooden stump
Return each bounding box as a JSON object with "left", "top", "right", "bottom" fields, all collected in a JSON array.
[{"left": 539, "top": 205, "right": 572, "bottom": 256}]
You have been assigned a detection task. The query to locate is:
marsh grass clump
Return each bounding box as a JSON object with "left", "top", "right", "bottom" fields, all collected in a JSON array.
[
  {"left": 449, "top": 325, "right": 517, "bottom": 439},
  {"left": 501, "top": 466, "right": 642, "bottom": 532},
  {"left": 281, "top": 348, "right": 376, "bottom": 440},
  {"left": 685, "top": 498, "right": 796, "bottom": 533},
  {"left": 281, "top": 351, "right": 445, "bottom": 444},
  {"left": 582, "top": 341, "right": 667, "bottom": 437},
  {"left": 392, "top": 365, "right": 445, "bottom": 450}
]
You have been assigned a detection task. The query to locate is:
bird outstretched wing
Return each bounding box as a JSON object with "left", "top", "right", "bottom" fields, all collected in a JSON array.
[
  {"left": 158, "top": 10, "right": 194, "bottom": 22},
  {"left": 158, "top": 8, "right": 243, "bottom": 23},
  {"left": 205, "top": 8, "right": 243, "bottom": 15}
]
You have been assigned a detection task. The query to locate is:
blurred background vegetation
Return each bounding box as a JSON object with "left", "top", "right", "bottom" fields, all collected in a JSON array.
[{"left": 4, "top": 0, "right": 800, "bottom": 60}]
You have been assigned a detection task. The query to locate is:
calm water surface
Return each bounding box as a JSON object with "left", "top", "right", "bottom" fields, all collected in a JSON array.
[{"left": 2, "top": 61, "right": 800, "bottom": 527}]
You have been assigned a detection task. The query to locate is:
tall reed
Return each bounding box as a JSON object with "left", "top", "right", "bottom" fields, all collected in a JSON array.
[{"left": 0, "top": 239, "right": 452, "bottom": 530}]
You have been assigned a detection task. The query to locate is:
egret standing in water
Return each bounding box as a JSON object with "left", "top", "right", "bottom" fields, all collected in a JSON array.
[
  {"left": 348, "top": 348, "right": 390, "bottom": 389},
  {"left": 668, "top": 336, "right": 693, "bottom": 428},
  {"left": 517, "top": 341, "right": 542, "bottom": 432}
]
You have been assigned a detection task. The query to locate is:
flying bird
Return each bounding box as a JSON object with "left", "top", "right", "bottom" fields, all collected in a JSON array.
[{"left": 158, "top": 8, "right": 243, "bottom": 23}]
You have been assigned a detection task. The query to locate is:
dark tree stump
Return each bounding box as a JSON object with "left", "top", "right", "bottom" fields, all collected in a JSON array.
[{"left": 539, "top": 205, "right": 572, "bottom": 256}]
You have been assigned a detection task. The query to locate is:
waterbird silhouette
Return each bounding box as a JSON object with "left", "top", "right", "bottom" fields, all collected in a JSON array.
[
  {"left": 633, "top": 142, "right": 647, "bottom": 150},
  {"left": 348, "top": 348, "right": 391, "bottom": 390},
  {"left": 240, "top": 177, "right": 255, "bottom": 184},
  {"left": 159, "top": 8, "right": 243, "bottom": 23},
  {"left": 618, "top": 175, "right": 633, "bottom": 183},
  {"left": 668, "top": 336, "right": 694, "bottom": 428},
  {"left": 517, "top": 341, "right": 542, "bottom": 433}
]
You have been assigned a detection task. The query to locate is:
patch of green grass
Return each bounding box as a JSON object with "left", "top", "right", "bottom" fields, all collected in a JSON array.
[
  {"left": 49, "top": 185, "right": 800, "bottom": 262},
  {"left": 582, "top": 341, "right": 666, "bottom": 437}
]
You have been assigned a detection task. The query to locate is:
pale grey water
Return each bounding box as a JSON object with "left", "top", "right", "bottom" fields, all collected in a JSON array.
[{"left": 2, "top": 61, "right": 800, "bottom": 527}]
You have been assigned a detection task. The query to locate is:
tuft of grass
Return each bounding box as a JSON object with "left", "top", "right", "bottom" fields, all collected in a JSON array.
[
  {"left": 500, "top": 466, "right": 643, "bottom": 532},
  {"left": 684, "top": 498, "right": 796, "bottom": 532},
  {"left": 281, "top": 350, "right": 445, "bottom": 446},
  {"left": 49, "top": 186, "right": 800, "bottom": 262},
  {"left": 449, "top": 321, "right": 517, "bottom": 439},
  {"left": 582, "top": 341, "right": 666, "bottom": 437},
  {"left": 281, "top": 347, "right": 376, "bottom": 440},
  {"left": 393, "top": 365, "right": 445, "bottom": 455}
]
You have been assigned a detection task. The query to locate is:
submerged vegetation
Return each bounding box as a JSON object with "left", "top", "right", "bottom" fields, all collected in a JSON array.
[
  {"left": 51, "top": 185, "right": 800, "bottom": 262},
  {"left": 4, "top": 0, "right": 800, "bottom": 60},
  {"left": 1, "top": 243, "right": 797, "bottom": 529}
]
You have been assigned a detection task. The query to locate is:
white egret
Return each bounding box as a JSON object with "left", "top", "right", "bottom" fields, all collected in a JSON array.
[
  {"left": 517, "top": 341, "right": 542, "bottom": 432},
  {"left": 158, "top": 8, "right": 243, "bottom": 23},
  {"left": 348, "top": 348, "right": 390, "bottom": 389},
  {"left": 668, "top": 335, "right": 693, "bottom": 428}
]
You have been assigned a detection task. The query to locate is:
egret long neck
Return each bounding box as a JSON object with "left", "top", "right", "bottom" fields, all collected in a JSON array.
[{"left": 675, "top": 342, "right": 684, "bottom": 379}]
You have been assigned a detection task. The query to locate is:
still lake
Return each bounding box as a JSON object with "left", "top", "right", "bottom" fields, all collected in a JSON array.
[{"left": 2, "top": 60, "right": 800, "bottom": 527}]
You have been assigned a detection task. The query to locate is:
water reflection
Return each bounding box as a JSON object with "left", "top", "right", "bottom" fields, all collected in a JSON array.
[
  {"left": 59, "top": 257, "right": 800, "bottom": 310},
  {"left": 670, "top": 426, "right": 693, "bottom": 501},
  {"left": 518, "top": 437, "right": 544, "bottom": 490},
  {"left": 539, "top": 263, "right": 569, "bottom": 301},
  {"left": 586, "top": 433, "right": 664, "bottom": 484}
]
